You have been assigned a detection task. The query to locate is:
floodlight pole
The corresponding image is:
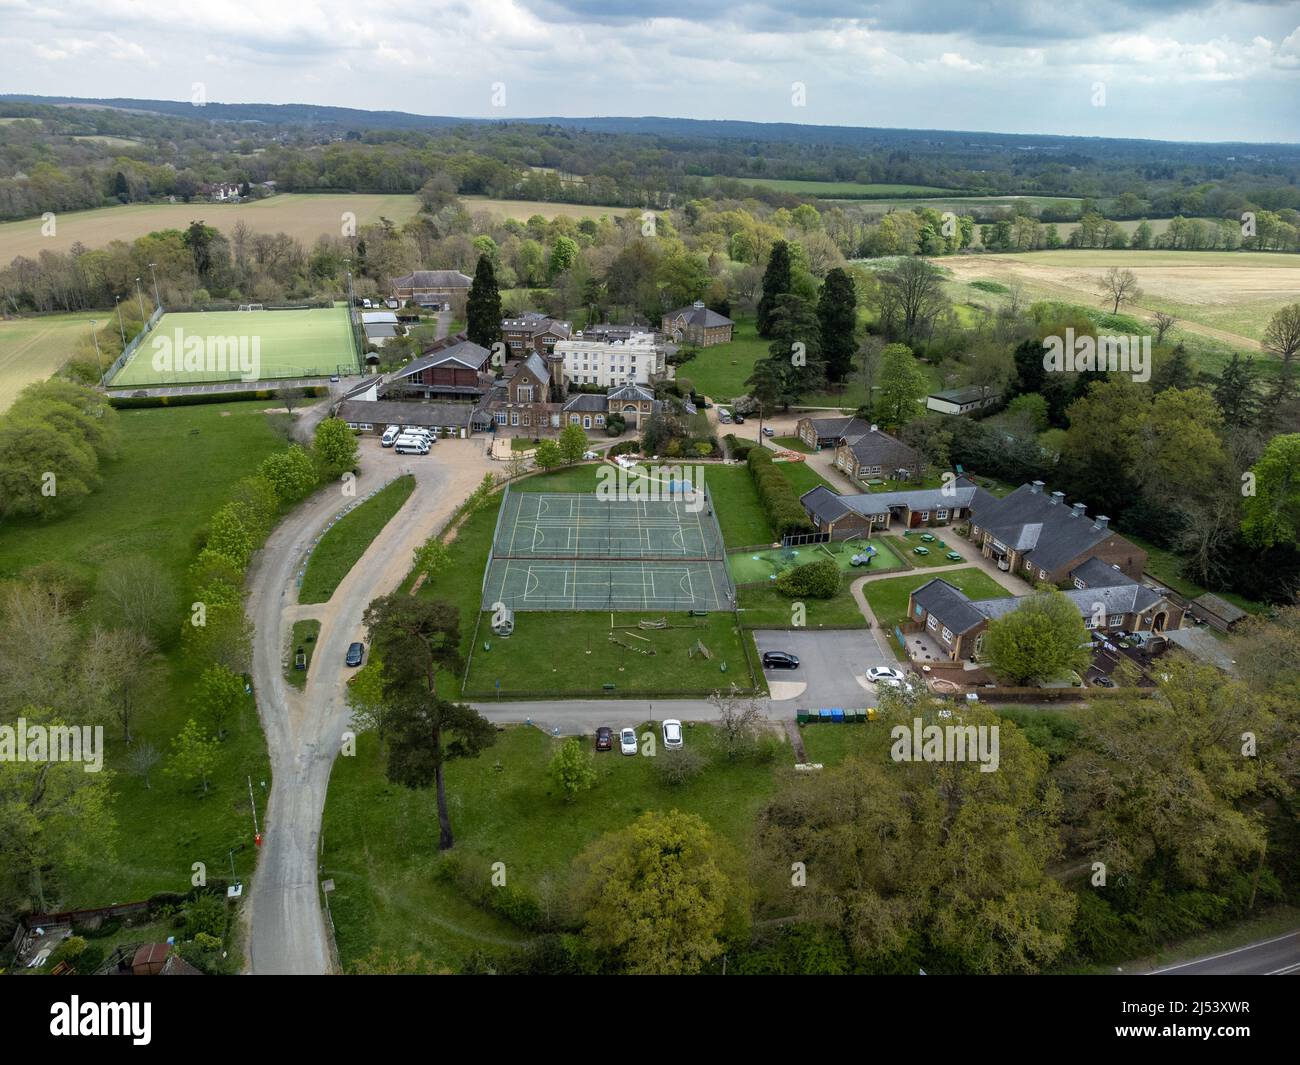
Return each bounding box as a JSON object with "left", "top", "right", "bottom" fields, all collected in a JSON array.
[
  {"left": 114, "top": 296, "right": 126, "bottom": 348},
  {"left": 90, "top": 320, "right": 103, "bottom": 376},
  {"left": 147, "top": 262, "right": 160, "bottom": 310},
  {"left": 134, "top": 276, "right": 146, "bottom": 320}
]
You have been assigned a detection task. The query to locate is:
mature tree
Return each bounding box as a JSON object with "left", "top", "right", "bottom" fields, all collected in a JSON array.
[
  {"left": 363, "top": 594, "right": 495, "bottom": 849},
  {"left": 166, "top": 719, "right": 221, "bottom": 795},
  {"left": 313, "top": 417, "right": 360, "bottom": 478},
  {"left": 80, "top": 627, "right": 159, "bottom": 744},
  {"left": 548, "top": 737, "right": 598, "bottom": 803},
  {"left": 959, "top": 343, "right": 1013, "bottom": 402},
  {"left": 127, "top": 742, "right": 162, "bottom": 790},
  {"left": 756, "top": 240, "right": 793, "bottom": 338},
  {"left": 1213, "top": 353, "right": 1259, "bottom": 431},
  {"left": 981, "top": 589, "right": 1091, "bottom": 685},
  {"left": 1241, "top": 434, "right": 1300, "bottom": 548},
  {"left": 1151, "top": 342, "right": 1194, "bottom": 394},
  {"left": 1151, "top": 311, "right": 1177, "bottom": 345},
  {"left": 0, "top": 581, "right": 79, "bottom": 716},
  {"left": 190, "top": 662, "right": 247, "bottom": 741},
  {"left": 873, "top": 343, "right": 929, "bottom": 428},
  {"left": 183, "top": 600, "right": 254, "bottom": 675},
  {"left": 573, "top": 810, "right": 738, "bottom": 974},
  {"left": 0, "top": 712, "right": 117, "bottom": 912},
  {"left": 535, "top": 439, "right": 562, "bottom": 470},
  {"left": 548, "top": 235, "right": 578, "bottom": 279},
  {"left": 1097, "top": 266, "right": 1142, "bottom": 314},
  {"left": 753, "top": 701, "right": 1073, "bottom": 973},
  {"left": 708, "top": 688, "right": 768, "bottom": 763},
  {"left": 558, "top": 423, "right": 588, "bottom": 465},
  {"left": 872, "top": 257, "right": 947, "bottom": 346},
  {"left": 98, "top": 555, "right": 178, "bottom": 648},
  {"left": 1055, "top": 662, "right": 1271, "bottom": 888},
  {"left": 744, "top": 293, "right": 825, "bottom": 412},
  {"left": 1262, "top": 303, "right": 1300, "bottom": 425},
  {"left": 466, "top": 253, "right": 502, "bottom": 349},
  {"left": 259, "top": 444, "right": 318, "bottom": 504},
  {"left": 817, "top": 267, "right": 858, "bottom": 384}
]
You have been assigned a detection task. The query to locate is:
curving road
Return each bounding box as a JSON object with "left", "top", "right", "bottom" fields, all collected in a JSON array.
[{"left": 243, "top": 436, "right": 493, "bottom": 974}]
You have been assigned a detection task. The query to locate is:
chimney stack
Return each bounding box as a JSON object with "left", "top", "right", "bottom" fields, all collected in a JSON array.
[
  {"left": 1030, "top": 480, "right": 1045, "bottom": 494},
  {"left": 1050, "top": 491, "right": 1065, "bottom": 505},
  {"left": 1093, "top": 515, "right": 1110, "bottom": 530},
  {"left": 1071, "top": 502, "right": 1087, "bottom": 518}
]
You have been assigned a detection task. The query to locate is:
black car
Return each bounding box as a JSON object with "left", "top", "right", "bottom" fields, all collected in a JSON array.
[
  {"left": 733, "top": 412, "right": 745, "bottom": 423},
  {"left": 345, "top": 642, "right": 365, "bottom": 667},
  {"left": 762, "top": 650, "right": 800, "bottom": 670},
  {"left": 594, "top": 727, "right": 613, "bottom": 751}
]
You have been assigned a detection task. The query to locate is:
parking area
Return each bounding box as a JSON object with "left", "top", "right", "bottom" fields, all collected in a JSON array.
[{"left": 753, "top": 629, "right": 895, "bottom": 706}]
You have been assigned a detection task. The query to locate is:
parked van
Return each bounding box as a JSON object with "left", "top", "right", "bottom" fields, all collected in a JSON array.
[
  {"left": 394, "top": 437, "right": 430, "bottom": 455},
  {"left": 380, "top": 426, "right": 401, "bottom": 447}
]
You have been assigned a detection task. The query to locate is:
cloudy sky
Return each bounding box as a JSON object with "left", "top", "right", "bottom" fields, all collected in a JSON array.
[{"left": 2, "top": 0, "right": 1298, "bottom": 142}]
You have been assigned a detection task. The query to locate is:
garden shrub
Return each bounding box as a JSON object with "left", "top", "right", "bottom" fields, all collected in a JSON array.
[{"left": 775, "top": 558, "right": 840, "bottom": 599}]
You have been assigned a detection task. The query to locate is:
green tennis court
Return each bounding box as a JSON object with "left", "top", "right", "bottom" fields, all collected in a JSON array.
[
  {"left": 483, "top": 488, "right": 733, "bottom": 611},
  {"left": 109, "top": 306, "right": 358, "bottom": 386}
]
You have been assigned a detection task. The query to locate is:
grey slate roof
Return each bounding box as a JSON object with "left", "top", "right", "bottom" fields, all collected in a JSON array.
[
  {"left": 338, "top": 399, "right": 478, "bottom": 427},
  {"left": 804, "top": 416, "right": 871, "bottom": 442},
  {"left": 518, "top": 351, "right": 550, "bottom": 384},
  {"left": 667, "top": 303, "right": 733, "bottom": 328},
  {"left": 395, "top": 340, "right": 491, "bottom": 379},
  {"left": 563, "top": 392, "right": 608, "bottom": 412},
  {"left": 1071, "top": 557, "right": 1133, "bottom": 587},
  {"left": 840, "top": 484, "right": 977, "bottom": 517},
  {"left": 1190, "top": 593, "right": 1247, "bottom": 624},
  {"left": 842, "top": 429, "right": 924, "bottom": 471},
  {"left": 392, "top": 270, "right": 472, "bottom": 289},
  {"left": 972, "top": 484, "right": 1116, "bottom": 573},
  {"left": 929, "top": 386, "right": 998, "bottom": 405},
  {"left": 911, "top": 578, "right": 990, "bottom": 635},
  {"left": 608, "top": 382, "right": 655, "bottom": 402},
  {"left": 799, "top": 485, "right": 851, "bottom": 525}
]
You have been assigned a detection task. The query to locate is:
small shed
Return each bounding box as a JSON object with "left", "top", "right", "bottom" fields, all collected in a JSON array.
[
  {"left": 491, "top": 607, "right": 515, "bottom": 637},
  {"left": 131, "top": 943, "right": 170, "bottom": 976},
  {"left": 1190, "top": 593, "right": 1247, "bottom": 633}
]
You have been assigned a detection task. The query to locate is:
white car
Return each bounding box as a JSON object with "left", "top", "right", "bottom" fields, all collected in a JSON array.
[
  {"left": 582, "top": 450, "right": 599, "bottom": 460},
  {"left": 662, "top": 719, "right": 683, "bottom": 750},
  {"left": 866, "top": 666, "right": 907, "bottom": 684},
  {"left": 619, "top": 727, "right": 638, "bottom": 756}
]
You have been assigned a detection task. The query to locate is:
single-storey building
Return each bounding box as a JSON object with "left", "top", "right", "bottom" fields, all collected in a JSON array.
[
  {"left": 906, "top": 563, "right": 1182, "bottom": 663},
  {"left": 800, "top": 479, "right": 984, "bottom": 539},
  {"left": 967, "top": 480, "right": 1147, "bottom": 585},
  {"left": 1189, "top": 593, "right": 1248, "bottom": 633},
  {"left": 833, "top": 426, "right": 925, "bottom": 485},
  {"left": 338, "top": 398, "right": 487, "bottom": 437},
  {"left": 926, "top": 386, "right": 1001, "bottom": 416},
  {"left": 795, "top": 415, "right": 873, "bottom": 450}
]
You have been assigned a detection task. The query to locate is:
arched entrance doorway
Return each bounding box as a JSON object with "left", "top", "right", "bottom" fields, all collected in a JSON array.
[{"left": 1152, "top": 611, "right": 1168, "bottom": 633}]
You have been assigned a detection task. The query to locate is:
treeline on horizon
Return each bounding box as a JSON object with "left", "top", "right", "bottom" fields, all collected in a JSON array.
[{"left": 2, "top": 97, "right": 1300, "bottom": 225}]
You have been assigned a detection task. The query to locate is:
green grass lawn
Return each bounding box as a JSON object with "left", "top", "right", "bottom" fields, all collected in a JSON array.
[
  {"left": 798, "top": 721, "right": 889, "bottom": 766},
  {"left": 684, "top": 316, "right": 769, "bottom": 402},
  {"left": 110, "top": 306, "right": 359, "bottom": 386},
  {"left": 861, "top": 567, "right": 1013, "bottom": 629},
  {"left": 320, "top": 723, "right": 781, "bottom": 971},
  {"left": 466, "top": 612, "right": 755, "bottom": 696},
  {"left": 736, "top": 583, "right": 869, "bottom": 628},
  {"left": 510, "top": 436, "right": 538, "bottom": 451},
  {"left": 772, "top": 460, "right": 835, "bottom": 497},
  {"left": 0, "top": 400, "right": 281, "bottom": 908},
  {"left": 511, "top": 463, "right": 603, "bottom": 492},
  {"left": 882, "top": 533, "right": 960, "bottom": 567},
  {"left": 299, "top": 475, "right": 415, "bottom": 604},
  {"left": 729, "top": 537, "right": 904, "bottom": 584},
  {"left": 703, "top": 464, "right": 772, "bottom": 548},
  {"left": 772, "top": 435, "right": 813, "bottom": 453},
  {"left": 286, "top": 619, "right": 321, "bottom": 690}
]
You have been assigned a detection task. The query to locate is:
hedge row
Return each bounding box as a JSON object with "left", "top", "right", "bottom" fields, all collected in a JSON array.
[
  {"left": 108, "top": 386, "right": 327, "bottom": 409},
  {"left": 747, "top": 449, "right": 814, "bottom": 539}
]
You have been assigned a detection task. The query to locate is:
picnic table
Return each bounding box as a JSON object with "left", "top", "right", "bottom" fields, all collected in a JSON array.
[
  {"left": 919, "top": 533, "right": 936, "bottom": 543},
  {"left": 913, "top": 546, "right": 929, "bottom": 556},
  {"left": 945, "top": 551, "right": 963, "bottom": 561}
]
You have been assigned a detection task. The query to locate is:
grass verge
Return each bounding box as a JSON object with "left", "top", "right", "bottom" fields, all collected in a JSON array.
[{"left": 299, "top": 475, "right": 415, "bottom": 604}]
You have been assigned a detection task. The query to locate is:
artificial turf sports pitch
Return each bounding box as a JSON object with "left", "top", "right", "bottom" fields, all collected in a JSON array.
[{"left": 109, "top": 306, "right": 359, "bottom": 386}]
